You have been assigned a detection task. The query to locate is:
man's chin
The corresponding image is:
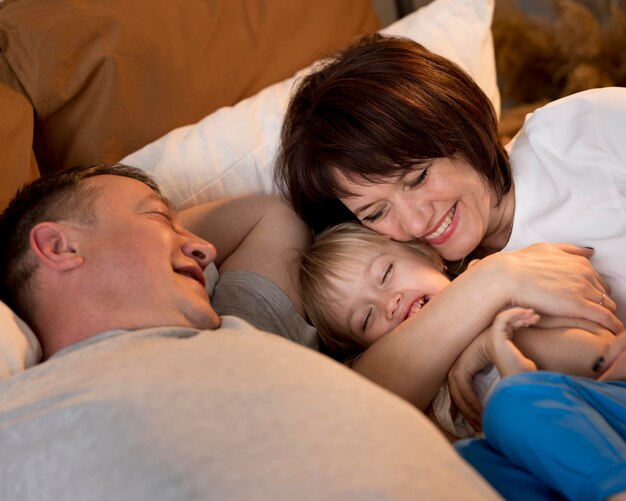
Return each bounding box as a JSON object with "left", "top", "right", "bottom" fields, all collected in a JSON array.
[
  {"left": 204, "top": 311, "right": 222, "bottom": 330},
  {"left": 182, "top": 295, "right": 221, "bottom": 330},
  {"left": 194, "top": 307, "right": 221, "bottom": 330}
]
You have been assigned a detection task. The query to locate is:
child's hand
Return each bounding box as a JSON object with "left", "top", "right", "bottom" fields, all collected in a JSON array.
[
  {"left": 447, "top": 307, "right": 540, "bottom": 430},
  {"left": 490, "top": 307, "right": 541, "bottom": 342},
  {"left": 447, "top": 332, "right": 492, "bottom": 431},
  {"left": 488, "top": 307, "right": 540, "bottom": 376}
]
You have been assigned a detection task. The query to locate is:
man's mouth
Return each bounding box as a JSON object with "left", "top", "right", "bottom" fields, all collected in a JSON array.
[
  {"left": 423, "top": 203, "right": 457, "bottom": 241},
  {"left": 176, "top": 266, "right": 206, "bottom": 288},
  {"left": 403, "top": 295, "right": 431, "bottom": 321}
]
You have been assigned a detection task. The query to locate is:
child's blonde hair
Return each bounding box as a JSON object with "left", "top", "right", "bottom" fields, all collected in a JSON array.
[{"left": 300, "top": 222, "right": 444, "bottom": 361}]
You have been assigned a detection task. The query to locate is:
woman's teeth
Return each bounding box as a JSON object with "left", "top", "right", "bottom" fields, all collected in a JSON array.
[{"left": 424, "top": 204, "right": 456, "bottom": 241}]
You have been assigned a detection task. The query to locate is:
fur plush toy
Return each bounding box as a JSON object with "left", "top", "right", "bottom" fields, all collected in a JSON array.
[{"left": 493, "top": 0, "right": 626, "bottom": 140}]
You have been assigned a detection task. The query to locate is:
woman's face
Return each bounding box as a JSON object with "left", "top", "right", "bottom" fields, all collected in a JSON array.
[{"left": 337, "top": 157, "right": 498, "bottom": 261}]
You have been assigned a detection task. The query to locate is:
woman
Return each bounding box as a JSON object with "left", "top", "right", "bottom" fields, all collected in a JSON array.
[{"left": 275, "top": 33, "right": 625, "bottom": 411}]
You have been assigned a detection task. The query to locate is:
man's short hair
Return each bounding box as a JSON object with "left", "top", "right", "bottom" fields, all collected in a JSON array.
[{"left": 0, "top": 163, "right": 161, "bottom": 323}]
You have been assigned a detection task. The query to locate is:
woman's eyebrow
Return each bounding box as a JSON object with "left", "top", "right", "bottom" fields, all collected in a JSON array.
[{"left": 352, "top": 201, "right": 376, "bottom": 216}]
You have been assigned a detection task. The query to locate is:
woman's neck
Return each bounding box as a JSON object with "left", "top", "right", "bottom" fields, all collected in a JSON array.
[{"left": 479, "top": 188, "right": 516, "bottom": 256}]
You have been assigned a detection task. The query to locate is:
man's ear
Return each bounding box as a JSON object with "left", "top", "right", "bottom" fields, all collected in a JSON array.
[{"left": 29, "top": 222, "right": 85, "bottom": 271}]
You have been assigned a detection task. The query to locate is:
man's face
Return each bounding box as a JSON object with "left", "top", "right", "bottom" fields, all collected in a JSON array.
[{"left": 75, "top": 175, "right": 221, "bottom": 331}]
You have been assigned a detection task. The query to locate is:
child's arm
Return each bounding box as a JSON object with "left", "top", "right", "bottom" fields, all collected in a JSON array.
[
  {"left": 512, "top": 317, "right": 614, "bottom": 377},
  {"left": 444, "top": 308, "right": 539, "bottom": 428},
  {"left": 448, "top": 313, "right": 614, "bottom": 428}
]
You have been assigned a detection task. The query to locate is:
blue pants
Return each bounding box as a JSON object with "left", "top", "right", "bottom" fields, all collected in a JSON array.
[{"left": 455, "top": 372, "right": 626, "bottom": 501}]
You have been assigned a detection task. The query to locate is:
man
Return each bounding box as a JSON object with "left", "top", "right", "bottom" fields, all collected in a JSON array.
[
  {"left": 0, "top": 164, "right": 498, "bottom": 500},
  {"left": 1, "top": 163, "right": 314, "bottom": 358}
]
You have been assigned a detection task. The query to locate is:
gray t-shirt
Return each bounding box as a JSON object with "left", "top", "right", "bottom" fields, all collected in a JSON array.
[{"left": 0, "top": 316, "right": 497, "bottom": 500}]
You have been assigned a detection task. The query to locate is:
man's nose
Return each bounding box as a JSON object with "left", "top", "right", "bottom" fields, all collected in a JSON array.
[{"left": 183, "top": 236, "right": 217, "bottom": 270}]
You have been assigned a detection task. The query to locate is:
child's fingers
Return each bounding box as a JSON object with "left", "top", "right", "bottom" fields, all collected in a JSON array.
[
  {"left": 447, "top": 373, "right": 483, "bottom": 431},
  {"left": 493, "top": 308, "right": 540, "bottom": 336},
  {"left": 509, "top": 312, "right": 541, "bottom": 329},
  {"left": 495, "top": 307, "right": 536, "bottom": 322}
]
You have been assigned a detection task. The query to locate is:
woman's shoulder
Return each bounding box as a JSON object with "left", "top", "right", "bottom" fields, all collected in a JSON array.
[
  {"left": 507, "top": 87, "right": 626, "bottom": 192},
  {"left": 520, "top": 87, "right": 626, "bottom": 140}
]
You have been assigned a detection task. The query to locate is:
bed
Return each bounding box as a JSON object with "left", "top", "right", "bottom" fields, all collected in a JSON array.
[
  {"left": 0, "top": 0, "right": 500, "bottom": 367},
  {"left": 0, "top": 0, "right": 506, "bottom": 498}
]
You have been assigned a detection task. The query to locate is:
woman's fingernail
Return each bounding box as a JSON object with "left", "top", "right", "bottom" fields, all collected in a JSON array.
[
  {"left": 583, "top": 246, "right": 594, "bottom": 250},
  {"left": 592, "top": 357, "right": 604, "bottom": 373}
]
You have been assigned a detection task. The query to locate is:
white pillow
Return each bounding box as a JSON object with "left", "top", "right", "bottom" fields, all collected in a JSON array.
[
  {"left": 122, "top": 0, "right": 500, "bottom": 209},
  {"left": 0, "top": 301, "right": 42, "bottom": 378}
]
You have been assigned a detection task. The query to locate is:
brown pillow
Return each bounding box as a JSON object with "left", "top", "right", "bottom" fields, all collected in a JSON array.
[
  {"left": 0, "top": 0, "right": 379, "bottom": 209},
  {"left": 0, "top": 55, "right": 39, "bottom": 210}
]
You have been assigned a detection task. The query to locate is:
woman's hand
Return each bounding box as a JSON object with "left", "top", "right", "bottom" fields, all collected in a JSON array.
[
  {"left": 598, "top": 331, "right": 626, "bottom": 381},
  {"left": 480, "top": 243, "right": 623, "bottom": 333}
]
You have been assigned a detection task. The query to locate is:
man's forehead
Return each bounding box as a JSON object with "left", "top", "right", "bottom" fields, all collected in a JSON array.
[{"left": 86, "top": 175, "right": 167, "bottom": 204}]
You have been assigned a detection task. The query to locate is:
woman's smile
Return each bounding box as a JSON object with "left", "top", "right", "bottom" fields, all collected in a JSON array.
[
  {"left": 339, "top": 157, "right": 499, "bottom": 261},
  {"left": 423, "top": 202, "right": 458, "bottom": 245}
]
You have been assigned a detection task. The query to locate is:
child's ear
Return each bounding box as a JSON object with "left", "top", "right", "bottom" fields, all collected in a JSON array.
[{"left": 29, "top": 222, "right": 85, "bottom": 271}]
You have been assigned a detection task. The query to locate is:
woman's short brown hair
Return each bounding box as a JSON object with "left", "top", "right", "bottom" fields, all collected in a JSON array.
[{"left": 276, "top": 33, "right": 510, "bottom": 233}]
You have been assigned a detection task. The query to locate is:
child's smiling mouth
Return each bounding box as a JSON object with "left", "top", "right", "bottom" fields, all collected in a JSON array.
[{"left": 402, "top": 295, "right": 431, "bottom": 321}]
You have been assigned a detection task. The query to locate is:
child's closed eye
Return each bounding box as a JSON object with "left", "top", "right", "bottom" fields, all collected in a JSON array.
[
  {"left": 381, "top": 263, "right": 393, "bottom": 285},
  {"left": 362, "top": 307, "right": 373, "bottom": 332}
]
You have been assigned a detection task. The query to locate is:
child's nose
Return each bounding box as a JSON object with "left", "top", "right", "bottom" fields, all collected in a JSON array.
[{"left": 387, "top": 293, "right": 402, "bottom": 319}]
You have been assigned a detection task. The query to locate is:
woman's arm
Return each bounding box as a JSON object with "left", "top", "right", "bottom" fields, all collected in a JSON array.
[
  {"left": 353, "top": 243, "right": 622, "bottom": 411},
  {"left": 180, "top": 194, "right": 311, "bottom": 315}
]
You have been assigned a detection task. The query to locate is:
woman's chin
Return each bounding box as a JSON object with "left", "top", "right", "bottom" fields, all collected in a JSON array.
[
  {"left": 435, "top": 246, "right": 466, "bottom": 262},
  {"left": 436, "top": 236, "right": 485, "bottom": 262}
]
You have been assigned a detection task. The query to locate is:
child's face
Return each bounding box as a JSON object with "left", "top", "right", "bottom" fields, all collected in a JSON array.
[{"left": 325, "top": 241, "right": 451, "bottom": 348}]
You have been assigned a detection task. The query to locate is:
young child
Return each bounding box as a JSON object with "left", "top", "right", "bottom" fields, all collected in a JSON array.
[{"left": 300, "top": 222, "right": 614, "bottom": 438}]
